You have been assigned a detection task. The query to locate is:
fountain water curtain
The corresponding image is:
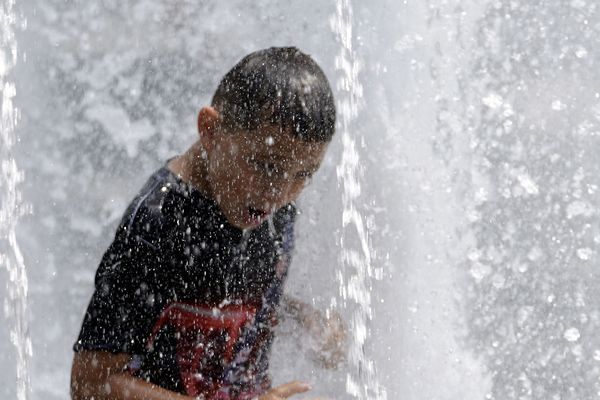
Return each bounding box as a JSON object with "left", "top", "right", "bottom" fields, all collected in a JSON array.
[
  {"left": 331, "top": 1, "right": 387, "bottom": 399},
  {"left": 459, "top": 1, "right": 600, "bottom": 398},
  {"left": 1, "top": 1, "right": 31, "bottom": 400}
]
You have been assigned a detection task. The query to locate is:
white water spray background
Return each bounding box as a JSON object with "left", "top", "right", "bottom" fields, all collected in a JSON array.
[
  {"left": 459, "top": 2, "right": 600, "bottom": 399},
  {"left": 1, "top": 1, "right": 30, "bottom": 400},
  {"left": 5, "top": 0, "right": 600, "bottom": 399}
]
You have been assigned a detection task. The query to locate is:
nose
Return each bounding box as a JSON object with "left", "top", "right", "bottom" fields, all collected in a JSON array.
[{"left": 260, "top": 180, "right": 292, "bottom": 210}]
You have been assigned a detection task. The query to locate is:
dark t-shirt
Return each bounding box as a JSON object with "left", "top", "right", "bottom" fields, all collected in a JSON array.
[{"left": 74, "top": 166, "right": 296, "bottom": 399}]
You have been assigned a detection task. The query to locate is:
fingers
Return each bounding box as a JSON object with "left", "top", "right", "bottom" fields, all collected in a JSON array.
[{"left": 269, "top": 380, "right": 312, "bottom": 398}]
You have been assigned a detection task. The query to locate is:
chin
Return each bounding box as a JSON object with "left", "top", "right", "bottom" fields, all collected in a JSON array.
[
  {"left": 225, "top": 213, "right": 262, "bottom": 231},
  {"left": 239, "top": 219, "right": 265, "bottom": 230}
]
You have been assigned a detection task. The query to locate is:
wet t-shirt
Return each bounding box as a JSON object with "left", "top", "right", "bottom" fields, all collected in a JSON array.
[{"left": 74, "top": 166, "right": 296, "bottom": 400}]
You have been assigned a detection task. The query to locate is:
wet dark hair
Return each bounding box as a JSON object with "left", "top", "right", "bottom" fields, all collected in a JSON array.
[{"left": 212, "top": 47, "right": 336, "bottom": 142}]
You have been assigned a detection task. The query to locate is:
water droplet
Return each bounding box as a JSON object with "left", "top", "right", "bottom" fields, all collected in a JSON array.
[
  {"left": 563, "top": 327, "right": 580, "bottom": 342},
  {"left": 482, "top": 93, "right": 503, "bottom": 109},
  {"left": 527, "top": 247, "right": 543, "bottom": 262},
  {"left": 467, "top": 249, "right": 482, "bottom": 261},
  {"left": 577, "top": 247, "right": 593, "bottom": 260},
  {"left": 575, "top": 46, "right": 588, "bottom": 58},
  {"left": 566, "top": 200, "right": 593, "bottom": 219},
  {"left": 470, "top": 262, "right": 492, "bottom": 282},
  {"left": 551, "top": 100, "right": 566, "bottom": 111},
  {"left": 492, "top": 274, "right": 506, "bottom": 289},
  {"left": 517, "top": 173, "right": 539, "bottom": 195}
]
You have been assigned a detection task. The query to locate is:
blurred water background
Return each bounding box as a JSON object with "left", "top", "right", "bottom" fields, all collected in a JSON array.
[{"left": 3, "top": 0, "right": 600, "bottom": 399}]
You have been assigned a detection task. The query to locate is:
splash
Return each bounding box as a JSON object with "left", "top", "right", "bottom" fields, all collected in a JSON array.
[
  {"left": 331, "top": 1, "right": 386, "bottom": 399},
  {"left": 0, "top": 1, "right": 31, "bottom": 399},
  {"left": 461, "top": 1, "right": 600, "bottom": 398}
]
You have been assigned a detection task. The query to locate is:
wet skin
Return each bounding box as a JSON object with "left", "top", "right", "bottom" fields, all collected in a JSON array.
[{"left": 170, "top": 106, "right": 329, "bottom": 230}]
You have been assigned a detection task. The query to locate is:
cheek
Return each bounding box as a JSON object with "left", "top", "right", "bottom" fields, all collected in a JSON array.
[
  {"left": 220, "top": 156, "right": 251, "bottom": 183},
  {"left": 284, "top": 182, "right": 306, "bottom": 202},
  {"left": 230, "top": 168, "right": 264, "bottom": 201},
  {"left": 236, "top": 166, "right": 260, "bottom": 187}
]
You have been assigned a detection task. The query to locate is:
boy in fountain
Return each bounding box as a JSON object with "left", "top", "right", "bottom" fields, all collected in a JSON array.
[{"left": 70, "top": 47, "right": 344, "bottom": 400}]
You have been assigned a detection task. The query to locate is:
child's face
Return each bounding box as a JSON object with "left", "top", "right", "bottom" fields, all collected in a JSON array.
[{"left": 203, "top": 122, "right": 329, "bottom": 230}]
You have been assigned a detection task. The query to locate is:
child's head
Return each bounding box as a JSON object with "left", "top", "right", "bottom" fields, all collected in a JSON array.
[
  {"left": 196, "top": 47, "right": 336, "bottom": 229},
  {"left": 212, "top": 47, "right": 336, "bottom": 142}
]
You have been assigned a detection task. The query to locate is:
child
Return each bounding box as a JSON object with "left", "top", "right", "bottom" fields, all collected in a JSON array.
[{"left": 71, "top": 47, "right": 342, "bottom": 400}]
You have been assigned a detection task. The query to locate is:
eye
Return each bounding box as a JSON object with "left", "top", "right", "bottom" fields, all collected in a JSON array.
[
  {"left": 251, "top": 159, "right": 278, "bottom": 176},
  {"left": 263, "top": 163, "right": 278, "bottom": 176},
  {"left": 295, "top": 171, "right": 313, "bottom": 179}
]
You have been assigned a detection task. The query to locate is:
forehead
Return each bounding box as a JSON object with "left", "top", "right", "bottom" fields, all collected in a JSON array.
[{"left": 237, "top": 125, "right": 328, "bottom": 163}]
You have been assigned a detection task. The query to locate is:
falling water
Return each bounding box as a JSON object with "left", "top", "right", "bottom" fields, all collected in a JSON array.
[
  {"left": 331, "top": 1, "right": 386, "bottom": 399},
  {"left": 0, "top": 1, "right": 31, "bottom": 400},
  {"left": 460, "top": 1, "right": 600, "bottom": 398}
]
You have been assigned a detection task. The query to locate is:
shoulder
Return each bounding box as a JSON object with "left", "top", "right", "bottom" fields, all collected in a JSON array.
[
  {"left": 95, "top": 168, "right": 185, "bottom": 282},
  {"left": 116, "top": 167, "right": 183, "bottom": 246}
]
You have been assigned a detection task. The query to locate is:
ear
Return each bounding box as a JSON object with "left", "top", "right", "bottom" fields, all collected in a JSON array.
[{"left": 197, "top": 106, "right": 220, "bottom": 151}]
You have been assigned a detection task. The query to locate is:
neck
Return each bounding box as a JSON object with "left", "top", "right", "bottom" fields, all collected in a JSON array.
[{"left": 167, "top": 141, "right": 212, "bottom": 196}]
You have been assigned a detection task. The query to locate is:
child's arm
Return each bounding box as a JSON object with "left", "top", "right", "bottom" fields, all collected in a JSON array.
[
  {"left": 71, "top": 351, "right": 194, "bottom": 400},
  {"left": 280, "top": 295, "right": 347, "bottom": 368},
  {"left": 71, "top": 350, "right": 314, "bottom": 400}
]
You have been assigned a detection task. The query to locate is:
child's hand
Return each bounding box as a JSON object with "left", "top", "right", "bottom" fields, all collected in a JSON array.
[
  {"left": 259, "top": 381, "right": 312, "bottom": 399},
  {"left": 303, "top": 309, "right": 347, "bottom": 369},
  {"left": 281, "top": 296, "right": 348, "bottom": 369}
]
